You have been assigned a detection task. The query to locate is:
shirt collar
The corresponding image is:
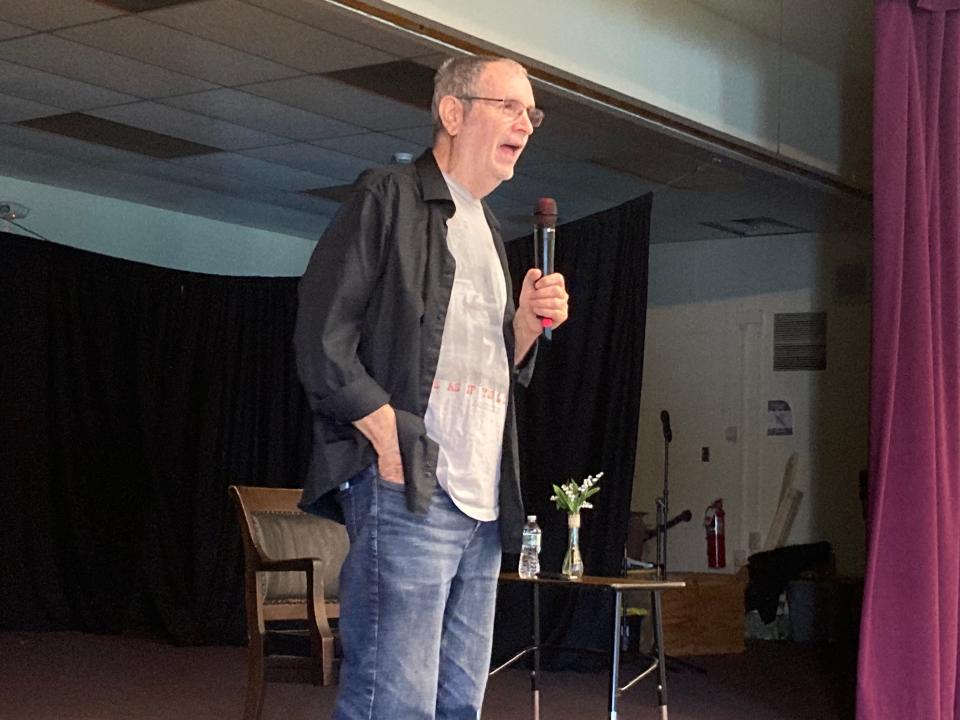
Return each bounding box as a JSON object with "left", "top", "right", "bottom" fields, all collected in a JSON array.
[
  {"left": 415, "top": 149, "right": 502, "bottom": 232},
  {"left": 415, "top": 150, "right": 453, "bottom": 203}
]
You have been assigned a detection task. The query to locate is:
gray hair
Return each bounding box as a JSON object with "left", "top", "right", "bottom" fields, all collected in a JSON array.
[{"left": 431, "top": 56, "right": 527, "bottom": 137}]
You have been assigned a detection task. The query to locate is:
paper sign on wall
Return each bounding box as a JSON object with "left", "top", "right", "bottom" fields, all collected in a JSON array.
[{"left": 767, "top": 400, "right": 793, "bottom": 436}]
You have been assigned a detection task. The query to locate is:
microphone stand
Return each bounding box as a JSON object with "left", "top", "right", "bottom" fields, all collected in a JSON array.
[
  {"left": 656, "top": 435, "right": 669, "bottom": 581},
  {"left": 652, "top": 413, "right": 706, "bottom": 676}
]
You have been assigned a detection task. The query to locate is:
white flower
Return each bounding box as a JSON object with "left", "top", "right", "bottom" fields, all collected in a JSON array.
[{"left": 550, "top": 471, "right": 603, "bottom": 513}]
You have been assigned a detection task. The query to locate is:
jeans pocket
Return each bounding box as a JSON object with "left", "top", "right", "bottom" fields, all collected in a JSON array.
[
  {"left": 338, "top": 465, "right": 378, "bottom": 541},
  {"left": 376, "top": 474, "right": 407, "bottom": 493}
]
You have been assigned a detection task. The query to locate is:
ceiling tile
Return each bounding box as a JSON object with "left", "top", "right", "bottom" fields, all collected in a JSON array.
[
  {"left": 0, "top": 150, "right": 190, "bottom": 203},
  {"left": 486, "top": 172, "right": 542, "bottom": 205},
  {"left": 514, "top": 143, "right": 572, "bottom": 170},
  {"left": 0, "top": 91, "right": 62, "bottom": 123},
  {"left": 313, "top": 132, "right": 425, "bottom": 164},
  {"left": 526, "top": 102, "right": 677, "bottom": 165},
  {"left": 0, "top": 2, "right": 871, "bottom": 248},
  {"left": 138, "top": 159, "right": 338, "bottom": 214},
  {"left": 0, "top": 19, "right": 31, "bottom": 40},
  {"left": 0, "top": 34, "right": 217, "bottom": 97},
  {"left": 385, "top": 125, "right": 434, "bottom": 147},
  {"left": 483, "top": 194, "right": 518, "bottom": 211},
  {"left": 158, "top": 88, "right": 361, "bottom": 140},
  {"left": 520, "top": 159, "right": 653, "bottom": 204},
  {"left": 0, "top": 59, "right": 136, "bottom": 110},
  {"left": 171, "top": 152, "right": 343, "bottom": 191},
  {"left": 240, "top": 143, "right": 372, "bottom": 183},
  {"left": 58, "top": 16, "right": 301, "bottom": 86},
  {"left": 0, "top": 1, "right": 121, "bottom": 31},
  {"left": 0, "top": 145, "right": 326, "bottom": 240},
  {"left": 91, "top": 102, "right": 290, "bottom": 150},
  {"left": 242, "top": 75, "right": 431, "bottom": 132},
  {"left": 145, "top": 0, "right": 394, "bottom": 73},
  {"left": 242, "top": 0, "right": 436, "bottom": 58},
  {"left": 0, "top": 144, "right": 93, "bottom": 184},
  {"left": 410, "top": 54, "right": 446, "bottom": 70},
  {"left": 251, "top": 188, "right": 341, "bottom": 217}
]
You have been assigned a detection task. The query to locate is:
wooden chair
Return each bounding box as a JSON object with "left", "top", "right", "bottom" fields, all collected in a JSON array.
[{"left": 229, "top": 485, "right": 349, "bottom": 720}]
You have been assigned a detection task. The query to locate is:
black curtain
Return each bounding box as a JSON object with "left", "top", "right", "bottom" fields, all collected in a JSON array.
[
  {"left": 1, "top": 191, "right": 649, "bottom": 655},
  {"left": 0, "top": 232, "right": 312, "bottom": 644},
  {"left": 494, "top": 194, "right": 652, "bottom": 668}
]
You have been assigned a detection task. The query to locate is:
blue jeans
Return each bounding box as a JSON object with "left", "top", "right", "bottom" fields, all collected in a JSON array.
[{"left": 333, "top": 465, "right": 502, "bottom": 720}]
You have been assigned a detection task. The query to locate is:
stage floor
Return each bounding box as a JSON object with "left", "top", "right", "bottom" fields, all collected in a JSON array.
[{"left": 0, "top": 631, "right": 854, "bottom": 719}]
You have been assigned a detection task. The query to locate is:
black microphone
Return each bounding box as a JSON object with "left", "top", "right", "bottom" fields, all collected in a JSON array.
[
  {"left": 660, "top": 410, "right": 672, "bottom": 443},
  {"left": 534, "top": 197, "right": 557, "bottom": 340}
]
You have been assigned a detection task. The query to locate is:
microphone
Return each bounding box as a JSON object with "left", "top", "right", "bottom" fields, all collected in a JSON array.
[
  {"left": 660, "top": 410, "right": 672, "bottom": 444},
  {"left": 534, "top": 197, "right": 557, "bottom": 340}
]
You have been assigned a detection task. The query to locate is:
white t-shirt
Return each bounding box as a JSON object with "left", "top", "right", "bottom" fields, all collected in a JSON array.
[{"left": 424, "top": 173, "right": 510, "bottom": 521}]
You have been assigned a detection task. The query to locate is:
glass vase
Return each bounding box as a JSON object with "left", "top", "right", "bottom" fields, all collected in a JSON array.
[{"left": 562, "top": 512, "right": 584, "bottom": 579}]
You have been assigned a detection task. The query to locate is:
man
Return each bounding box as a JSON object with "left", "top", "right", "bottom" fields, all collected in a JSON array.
[{"left": 294, "top": 55, "right": 568, "bottom": 720}]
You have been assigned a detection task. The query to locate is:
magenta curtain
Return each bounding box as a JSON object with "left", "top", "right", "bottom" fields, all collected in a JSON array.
[{"left": 860, "top": 1, "right": 960, "bottom": 717}]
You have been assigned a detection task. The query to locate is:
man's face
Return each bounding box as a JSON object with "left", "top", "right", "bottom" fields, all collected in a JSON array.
[{"left": 451, "top": 61, "right": 536, "bottom": 197}]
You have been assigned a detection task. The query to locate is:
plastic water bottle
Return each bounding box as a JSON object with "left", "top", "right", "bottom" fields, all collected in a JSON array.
[{"left": 518, "top": 515, "right": 542, "bottom": 578}]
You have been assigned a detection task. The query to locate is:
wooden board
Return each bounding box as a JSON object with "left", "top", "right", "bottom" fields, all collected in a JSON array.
[
  {"left": 660, "top": 572, "right": 746, "bottom": 655},
  {"left": 764, "top": 487, "right": 804, "bottom": 551}
]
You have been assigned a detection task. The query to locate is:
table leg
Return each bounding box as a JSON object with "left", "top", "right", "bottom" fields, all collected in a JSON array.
[
  {"left": 608, "top": 589, "right": 622, "bottom": 719},
  {"left": 651, "top": 589, "right": 669, "bottom": 719},
  {"left": 532, "top": 582, "right": 540, "bottom": 720}
]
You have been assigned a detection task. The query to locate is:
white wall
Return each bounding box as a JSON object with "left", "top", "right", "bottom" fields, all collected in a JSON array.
[
  {"left": 1, "top": 176, "right": 315, "bottom": 276},
  {"left": 381, "top": 0, "right": 872, "bottom": 186},
  {"left": 634, "top": 231, "right": 870, "bottom": 577}
]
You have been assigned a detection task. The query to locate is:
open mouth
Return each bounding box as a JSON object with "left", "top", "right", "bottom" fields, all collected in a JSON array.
[{"left": 499, "top": 143, "right": 523, "bottom": 160}]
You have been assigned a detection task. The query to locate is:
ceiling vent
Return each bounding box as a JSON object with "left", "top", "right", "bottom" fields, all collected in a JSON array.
[
  {"left": 774, "top": 312, "right": 827, "bottom": 371},
  {"left": 700, "top": 216, "right": 808, "bottom": 237},
  {"left": 323, "top": 60, "right": 436, "bottom": 109},
  {"left": 16, "top": 113, "right": 220, "bottom": 159}
]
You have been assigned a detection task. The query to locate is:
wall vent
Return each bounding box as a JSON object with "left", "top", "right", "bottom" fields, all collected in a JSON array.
[{"left": 774, "top": 312, "right": 826, "bottom": 371}]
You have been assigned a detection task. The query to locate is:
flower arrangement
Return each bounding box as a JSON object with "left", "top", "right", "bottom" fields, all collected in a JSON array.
[{"left": 550, "top": 472, "right": 603, "bottom": 514}]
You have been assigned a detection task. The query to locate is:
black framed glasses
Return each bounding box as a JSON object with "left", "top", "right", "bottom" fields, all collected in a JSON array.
[{"left": 458, "top": 96, "right": 545, "bottom": 128}]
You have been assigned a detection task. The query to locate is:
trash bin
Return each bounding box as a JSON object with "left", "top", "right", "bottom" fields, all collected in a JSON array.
[{"left": 786, "top": 579, "right": 837, "bottom": 643}]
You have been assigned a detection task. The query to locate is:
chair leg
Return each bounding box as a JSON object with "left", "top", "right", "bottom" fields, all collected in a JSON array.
[
  {"left": 320, "top": 635, "right": 336, "bottom": 686},
  {"left": 244, "top": 640, "right": 266, "bottom": 720},
  {"left": 307, "top": 563, "right": 339, "bottom": 687}
]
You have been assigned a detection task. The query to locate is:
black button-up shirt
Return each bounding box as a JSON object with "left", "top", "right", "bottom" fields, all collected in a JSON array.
[{"left": 294, "top": 151, "right": 534, "bottom": 552}]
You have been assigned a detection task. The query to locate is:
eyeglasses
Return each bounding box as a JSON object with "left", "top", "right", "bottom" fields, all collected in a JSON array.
[{"left": 458, "top": 96, "right": 545, "bottom": 128}]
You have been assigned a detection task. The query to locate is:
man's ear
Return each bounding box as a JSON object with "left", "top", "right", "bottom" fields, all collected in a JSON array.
[{"left": 437, "top": 95, "right": 463, "bottom": 136}]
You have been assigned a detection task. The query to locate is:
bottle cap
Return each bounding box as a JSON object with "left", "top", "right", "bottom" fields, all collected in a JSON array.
[{"left": 526, "top": 515, "right": 537, "bottom": 523}]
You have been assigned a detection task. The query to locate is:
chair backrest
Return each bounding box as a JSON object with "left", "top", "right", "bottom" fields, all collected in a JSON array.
[{"left": 230, "top": 485, "right": 349, "bottom": 603}]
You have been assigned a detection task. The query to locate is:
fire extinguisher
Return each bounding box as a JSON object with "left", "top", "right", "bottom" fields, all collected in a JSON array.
[{"left": 704, "top": 499, "right": 726, "bottom": 568}]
